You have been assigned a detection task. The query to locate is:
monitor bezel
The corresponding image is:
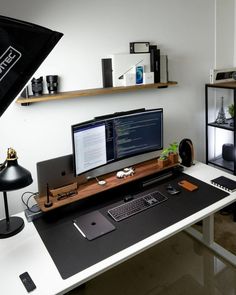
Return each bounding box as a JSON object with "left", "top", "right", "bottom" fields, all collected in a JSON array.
[{"left": 71, "top": 108, "right": 163, "bottom": 177}]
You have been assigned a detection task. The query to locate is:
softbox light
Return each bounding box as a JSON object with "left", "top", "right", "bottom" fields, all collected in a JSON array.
[{"left": 0, "top": 15, "right": 63, "bottom": 117}]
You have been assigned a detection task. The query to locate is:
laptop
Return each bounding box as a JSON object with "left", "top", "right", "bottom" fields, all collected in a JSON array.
[{"left": 37, "top": 154, "right": 76, "bottom": 196}]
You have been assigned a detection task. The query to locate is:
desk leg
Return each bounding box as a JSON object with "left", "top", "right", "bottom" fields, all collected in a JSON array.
[
  {"left": 202, "top": 215, "right": 214, "bottom": 246},
  {"left": 185, "top": 214, "right": 236, "bottom": 266}
]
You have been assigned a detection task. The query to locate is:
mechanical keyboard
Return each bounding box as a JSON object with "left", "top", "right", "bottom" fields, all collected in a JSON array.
[{"left": 108, "top": 191, "right": 168, "bottom": 222}]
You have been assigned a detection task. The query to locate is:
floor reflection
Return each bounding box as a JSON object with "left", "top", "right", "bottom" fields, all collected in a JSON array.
[{"left": 67, "top": 231, "right": 236, "bottom": 295}]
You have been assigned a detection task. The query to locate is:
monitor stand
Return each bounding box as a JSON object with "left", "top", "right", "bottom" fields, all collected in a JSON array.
[{"left": 35, "top": 159, "right": 181, "bottom": 212}]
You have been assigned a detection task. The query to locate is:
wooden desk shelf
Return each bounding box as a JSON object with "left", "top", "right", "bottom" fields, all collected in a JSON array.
[
  {"left": 36, "top": 159, "right": 179, "bottom": 212},
  {"left": 16, "top": 81, "right": 177, "bottom": 105}
]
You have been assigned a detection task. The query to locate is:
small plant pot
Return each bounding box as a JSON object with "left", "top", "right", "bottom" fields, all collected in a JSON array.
[
  {"left": 157, "top": 158, "right": 170, "bottom": 168},
  {"left": 169, "top": 153, "right": 179, "bottom": 164}
]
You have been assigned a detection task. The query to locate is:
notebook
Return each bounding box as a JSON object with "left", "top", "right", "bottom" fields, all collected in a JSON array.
[{"left": 211, "top": 176, "right": 236, "bottom": 192}]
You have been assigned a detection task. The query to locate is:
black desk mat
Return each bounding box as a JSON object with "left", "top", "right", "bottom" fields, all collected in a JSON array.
[{"left": 33, "top": 172, "right": 229, "bottom": 279}]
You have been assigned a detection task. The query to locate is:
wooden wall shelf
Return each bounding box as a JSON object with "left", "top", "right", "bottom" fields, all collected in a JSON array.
[
  {"left": 16, "top": 81, "right": 177, "bottom": 105},
  {"left": 35, "top": 159, "right": 179, "bottom": 212}
]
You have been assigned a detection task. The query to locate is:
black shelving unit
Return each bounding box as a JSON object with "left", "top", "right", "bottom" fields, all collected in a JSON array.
[{"left": 205, "top": 82, "right": 236, "bottom": 175}]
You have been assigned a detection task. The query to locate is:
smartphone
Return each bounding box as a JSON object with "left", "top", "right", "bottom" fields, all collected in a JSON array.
[{"left": 136, "top": 66, "right": 143, "bottom": 84}]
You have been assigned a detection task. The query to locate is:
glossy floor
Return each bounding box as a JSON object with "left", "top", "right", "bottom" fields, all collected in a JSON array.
[{"left": 67, "top": 231, "right": 236, "bottom": 295}]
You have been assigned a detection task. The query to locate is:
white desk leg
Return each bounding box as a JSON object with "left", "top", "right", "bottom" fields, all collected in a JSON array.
[
  {"left": 185, "top": 214, "right": 236, "bottom": 266},
  {"left": 202, "top": 215, "right": 214, "bottom": 246}
]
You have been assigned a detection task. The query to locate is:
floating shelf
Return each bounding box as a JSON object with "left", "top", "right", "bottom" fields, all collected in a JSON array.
[{"left": 16, "top": 81, "right": 178, "bottom": 105}]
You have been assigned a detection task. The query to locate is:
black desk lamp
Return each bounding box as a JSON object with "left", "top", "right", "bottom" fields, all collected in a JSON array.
[{"left": 0, "top": 148, "right": 33, "bottom": 238}]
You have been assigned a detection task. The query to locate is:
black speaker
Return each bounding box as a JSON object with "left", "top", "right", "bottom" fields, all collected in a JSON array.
[
  {"left": 222, "top": 143, "right": 234, "bottom": 161},
  {"left": 179, "top": 138, "right": 194, "bottom": 167},
  {"left": 101, "top": 58, "right": 113, "bottom": 88}
]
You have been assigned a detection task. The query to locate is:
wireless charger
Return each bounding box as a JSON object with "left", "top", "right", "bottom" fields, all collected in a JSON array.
[{"left": 95, "top": 177, "right": 106, "bottom": 186}]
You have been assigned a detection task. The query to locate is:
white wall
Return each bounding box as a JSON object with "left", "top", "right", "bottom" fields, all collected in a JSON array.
[
  {"left": 0, "top": 0, "right": 219, "bottom": 217},
  {"left": 215, "top": 0, "right": 235, "bottom": 68}
]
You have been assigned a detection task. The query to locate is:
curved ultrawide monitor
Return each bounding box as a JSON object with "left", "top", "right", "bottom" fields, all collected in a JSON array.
[
  {"left": 72, "top": 108, "right": 163, "bottom": 176},
  {"left": 0, "top": 15, "right": 63, "bottom": 117}
]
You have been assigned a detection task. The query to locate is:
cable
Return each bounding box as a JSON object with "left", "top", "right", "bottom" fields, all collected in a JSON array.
[{"left": 21, "top": 191, "right": 40, "bottom": 213}]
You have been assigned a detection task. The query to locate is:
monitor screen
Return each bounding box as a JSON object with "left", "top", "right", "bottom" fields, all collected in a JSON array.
[{"left": 71, "top": 108, "right": 163, "bottom": 176}]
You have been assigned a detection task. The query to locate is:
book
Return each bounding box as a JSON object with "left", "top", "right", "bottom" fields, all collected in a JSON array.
[
  {"left": 150, "top": 46, "right": 160, "bottom": 83},
  {"left": 211, "top": 176, "right": 236, "bottom": 192}
]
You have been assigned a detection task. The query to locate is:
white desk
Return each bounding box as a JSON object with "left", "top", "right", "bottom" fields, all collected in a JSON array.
[{"left": 0, "top": 162, "right": 236, "bottom": 295}]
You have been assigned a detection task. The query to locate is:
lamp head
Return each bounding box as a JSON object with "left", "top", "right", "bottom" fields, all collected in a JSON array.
[{"left": 0, "top": 148, "right": 33, "bottom": 191}]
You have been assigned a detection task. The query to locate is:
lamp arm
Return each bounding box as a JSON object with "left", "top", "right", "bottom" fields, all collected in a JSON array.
[{"left": 3, "top": 192, "right": 10, "bottom": 222}]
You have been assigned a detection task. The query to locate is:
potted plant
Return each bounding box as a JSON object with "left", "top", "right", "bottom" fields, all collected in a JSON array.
[
  {"left": 228, "top": 104, "right": 234, "bottom": 118},
  {"left": 228, "top": 104, "right": 234, "bottom": 127},
  {"left": 157, "top": 148, "right": 170, "bottom": 168},
  {"left": 168, "top": 141, "right": 179, "bottom": 164}
]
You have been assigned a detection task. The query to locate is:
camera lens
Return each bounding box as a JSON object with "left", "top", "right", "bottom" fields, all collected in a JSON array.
[
  {"left": 46, "top": 75, "right": 58, "bottom": 94},
  {"left": 31, "top": 76, "right": 43, "bottom": 96}
]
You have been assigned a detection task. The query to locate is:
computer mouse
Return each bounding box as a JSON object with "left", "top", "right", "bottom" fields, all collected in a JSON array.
[
  {"left": 124, "top": 195, "right": 134, "bottom": 202},
  {"left": 166, "top": 184, "right": 180, "bottom": 195}
]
